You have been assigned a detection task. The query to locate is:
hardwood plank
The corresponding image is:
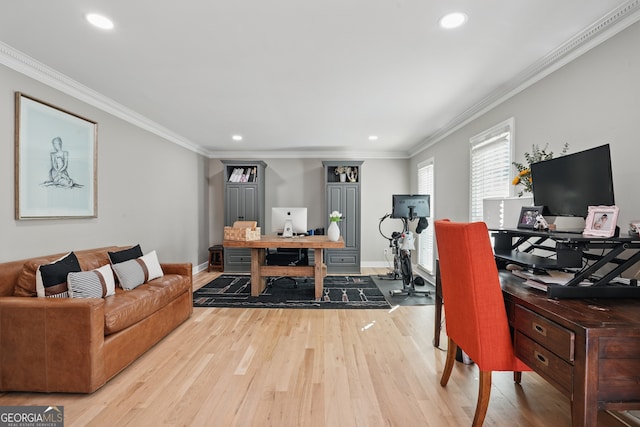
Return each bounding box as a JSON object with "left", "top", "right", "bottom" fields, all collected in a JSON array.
[{"left": 0, "top": 268, "right": 636, "bottom": 426}]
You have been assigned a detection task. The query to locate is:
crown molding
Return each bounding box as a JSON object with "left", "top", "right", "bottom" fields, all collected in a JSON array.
[
  {"left": 208, "top": 149, "right": 410, "bottom": 160},
  {"left": 408, "top": 0, "right": 640, "bottom": 158},
  {"left": 0, "top": 41, "right": 408, "bottom": 160},
  {"left": 0, "top": 41, "right": 209, "bottom": 157}
]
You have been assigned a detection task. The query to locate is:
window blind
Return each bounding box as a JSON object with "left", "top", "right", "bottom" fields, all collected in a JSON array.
[
  {"left": 418, "top": 160, "right": 434, "bottom": 274},
  {"left": 470, "top": 119, "right": 513, "bottom": 222}
]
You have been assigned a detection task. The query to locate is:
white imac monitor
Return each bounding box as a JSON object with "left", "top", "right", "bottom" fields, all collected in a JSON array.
[{"left": 271, "top": 207, "right": 307, "bottom": 237}]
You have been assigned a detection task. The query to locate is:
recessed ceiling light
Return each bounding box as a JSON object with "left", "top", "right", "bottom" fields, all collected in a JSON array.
[
  {"left": 439, "top": 12, "right": 467, "bottom": 29},
  {"left": 368, "top": 135, "right": 379, "bottom": 141},
  {"left": 86, "top": 13, "right": 114, "bottom": 30},
  {"left": 232, "top": 135, "right": 243, "bottom": 141}
]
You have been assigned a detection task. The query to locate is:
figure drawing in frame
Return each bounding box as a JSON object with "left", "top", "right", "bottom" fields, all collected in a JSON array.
[
  {"left": 15, "top": 92, "right": 97, "bottom": 219},
  {"left": 42, "top": 137, "right": 83, "bottom": 189}
]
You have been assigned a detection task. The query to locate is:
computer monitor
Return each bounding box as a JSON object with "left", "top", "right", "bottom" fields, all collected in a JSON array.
[
  {"left": 271, "top": 207, "right": 308, "bottom": 237},
  {"left": 531, "top": 144, "right": 615, "bottom": 218},
  {"left": 391, "top": 194, "right": 430, "bottom": 220}
]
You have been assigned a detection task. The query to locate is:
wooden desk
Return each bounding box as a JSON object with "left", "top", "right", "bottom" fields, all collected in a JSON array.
[
  {"left": 434, "top": 272, "right": 640, "bottom": 427},
  {"left": 223, "top": 236, "right": 345, "bottom": 299}
]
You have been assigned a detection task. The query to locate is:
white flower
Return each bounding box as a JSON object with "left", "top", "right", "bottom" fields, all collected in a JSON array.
[{"left": 329, "top": 211, "right": 343, "bottom": 222}]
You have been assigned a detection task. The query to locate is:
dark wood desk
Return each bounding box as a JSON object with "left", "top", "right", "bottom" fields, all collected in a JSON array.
[
  {"left": 223, "top": 236, "right": 345, "bottom": 299},
  {"left": 434, "top": 271, "right": 640, "bottom": 427}
]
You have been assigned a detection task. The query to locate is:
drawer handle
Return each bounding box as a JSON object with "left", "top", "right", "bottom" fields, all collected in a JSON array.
[
  {"left": 534, "top": 351, "right": 549, "bottom": 366},
  {"left": 532, "top": 322, "right": 547, "bottom": 336}
]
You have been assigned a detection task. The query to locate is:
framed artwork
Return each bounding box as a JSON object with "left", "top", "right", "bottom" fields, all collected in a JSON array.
[
  {"left": 583, "top": 205, "right": 619, "bottom": 237},
  {"left": 517, "top": 206, "right": 543, "bottom": 229},
  {"left": 15, "top": 93, "right": 97, "bottom": 219}
]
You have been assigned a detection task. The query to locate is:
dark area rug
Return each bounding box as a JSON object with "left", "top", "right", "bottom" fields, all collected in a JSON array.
[
  {"left": 370, "top": 274, "right": 436, "bottom": 306},
  {"left": 193, "top": 275, "right": 391, "bottom": 309}
]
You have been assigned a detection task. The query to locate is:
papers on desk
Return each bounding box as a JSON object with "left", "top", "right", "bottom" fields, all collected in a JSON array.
[{"left": 511, "top": 269, "right": 580, "bottom": 291}]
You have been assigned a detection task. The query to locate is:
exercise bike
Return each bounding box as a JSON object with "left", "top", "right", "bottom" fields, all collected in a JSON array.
[{"left": 378, "top": 213, "right": 431, "bottom": 298}]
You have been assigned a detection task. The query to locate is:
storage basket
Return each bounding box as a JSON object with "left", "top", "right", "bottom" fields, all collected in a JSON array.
[{"left": 224, "top": 221, "right": 261, "bottom": 241}]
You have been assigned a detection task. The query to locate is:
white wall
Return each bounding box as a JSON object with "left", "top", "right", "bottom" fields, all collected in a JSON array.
[
  {"left": 1, "top": 64, "right": 209, "bottom": 265},
  {"left": 209, "top": 158, "right": 410, "bottom": 266},
  {"left": 411, "top": 20, "right": 640, "bottom": 232}
]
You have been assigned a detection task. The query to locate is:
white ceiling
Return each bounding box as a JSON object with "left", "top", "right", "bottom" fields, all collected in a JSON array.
[{"left": 1, "top": 1, "right": 638, "bottom": 159}]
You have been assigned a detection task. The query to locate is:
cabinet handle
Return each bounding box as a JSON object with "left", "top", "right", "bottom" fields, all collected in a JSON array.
[
  {"left": 534, "top": 351, "right": 549, "bottom": 366},
  {"left": 532, "top": 322, "right": 547, "bottom": 336}
]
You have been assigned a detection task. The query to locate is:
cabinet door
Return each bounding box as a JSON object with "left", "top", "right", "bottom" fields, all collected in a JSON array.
[
  {"left": 226, "top": 184, "right": 258, "bottom": 224},
  {"left": 342, "top": 185, "right": 359, "bottom": 250},
  {"left": 327, "top": 184, "right": 359, "bottom": 249},
  {"left": 226, "top": 185, "right": 243, "bottom": 225},
  {"left": 241, "top": 185, "right": 258, "bottom": 222}
]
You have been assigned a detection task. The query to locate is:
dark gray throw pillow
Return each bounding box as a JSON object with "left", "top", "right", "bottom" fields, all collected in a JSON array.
[
  {"left": 36, "top": 252, "right": 81, "bottom": 298},
  {"left": 108, "top": 244, "right": 143, "bottom": 264}
]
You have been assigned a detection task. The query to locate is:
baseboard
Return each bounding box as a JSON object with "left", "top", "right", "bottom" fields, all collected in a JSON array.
[
  {"left": 194, "top": 262, "right": 208, "bottom": 275},
  {"left": 361, "top": 261, "right": 392, "bottom": 268}
]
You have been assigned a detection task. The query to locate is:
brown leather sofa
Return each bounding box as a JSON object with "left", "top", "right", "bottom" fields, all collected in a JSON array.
[{"left": 0, "top": 246, "right": 193, "bottom": 393}]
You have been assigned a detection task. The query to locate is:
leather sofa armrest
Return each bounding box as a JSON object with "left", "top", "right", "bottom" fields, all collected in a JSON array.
[
  {"left": 160, "top": 263, "right": 192, "bottom": 277},
  {"left": 0, "top": 297, "right": 106, "bottom": 393},
  {"left": 160, "top": 263, "right": 193, "bottom": 295}
]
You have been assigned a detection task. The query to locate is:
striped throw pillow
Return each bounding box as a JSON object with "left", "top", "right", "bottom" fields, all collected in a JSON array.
[
  {"left": 67, "top": 264, "right": 116, "bottom": 298},
  {"left": 112, "top": 250, "right": 163, "bottom": 290}
]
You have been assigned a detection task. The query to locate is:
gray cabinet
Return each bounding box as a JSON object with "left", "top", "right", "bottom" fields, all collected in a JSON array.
[
  {"left": 221, "top": 160, "right": 266, "bottom": 272},
  {"left": 323, "top": 161, "right": 363, "bottom": 274}
]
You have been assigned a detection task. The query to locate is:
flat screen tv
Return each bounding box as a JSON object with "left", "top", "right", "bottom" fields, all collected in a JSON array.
[
  {"left": 391, "top": 194, "right": 430, "bottom": 219},
  {"left": 530, "top": 144, "right": 614, "bottom": 218}
]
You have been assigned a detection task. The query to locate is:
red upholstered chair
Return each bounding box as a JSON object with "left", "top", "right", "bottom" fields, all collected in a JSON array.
[{"left": 434, "top": 220, "right": 531, "bottom": 426}]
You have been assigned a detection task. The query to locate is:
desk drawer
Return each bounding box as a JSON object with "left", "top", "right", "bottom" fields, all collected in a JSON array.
[
  {"left": 514, "top": 305, "right": 575, "bottom": 362},
  {"left": 515, "top": 331, "right": 573, "bottom": 395}
]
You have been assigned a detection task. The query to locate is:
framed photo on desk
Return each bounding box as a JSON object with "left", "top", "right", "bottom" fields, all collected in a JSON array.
[
  {"left": 517, "top": 206, "right": 543, "bottom": 229},
  {"left": 583, "top": 205, "right": 619, "bottom": 237}
]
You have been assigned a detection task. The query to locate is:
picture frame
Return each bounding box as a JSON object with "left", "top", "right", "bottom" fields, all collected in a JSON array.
[
  {"left": 517, "top": 206, "right": 543, "bottom": 229},
  {"left": 15, "top": 93, "right": 97, "bottom": 219},
  {"left": 583, "top": 205, "right": 619, "bottom": 237}
]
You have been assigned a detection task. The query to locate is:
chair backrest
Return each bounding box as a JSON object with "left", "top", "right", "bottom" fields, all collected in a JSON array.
[
  {"left": 434, "top": 220, "right": 520, "bottom": 371},
  {"left": 266, "top": 248, "right": 308, "bottom": 266}
]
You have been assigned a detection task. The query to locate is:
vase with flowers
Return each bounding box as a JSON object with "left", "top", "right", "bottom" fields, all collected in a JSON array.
[
  {"left": 512, "top": 143, "right": 569, "bottom": 197},
  {"left": 335, "top": 166, "right": 347, "bottom": 182},
  {"left": 328, "top": 210, "right": 342, "bottom": 241}
]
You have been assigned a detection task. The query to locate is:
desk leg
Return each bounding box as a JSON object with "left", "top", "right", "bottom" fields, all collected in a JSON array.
[
  {"left": 571, "top": 333, "right": 598, "bottom": 427},
  {"left": 314, "top": 248, "right": 324, "bottom": 300},
  {"left": 250, "top": 248, "right": 266, "bottom": 296}
]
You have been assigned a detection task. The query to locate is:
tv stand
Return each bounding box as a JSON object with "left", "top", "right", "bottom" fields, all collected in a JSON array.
[{"left": 491, "top": 228, "right": 640, "bottom": 298}]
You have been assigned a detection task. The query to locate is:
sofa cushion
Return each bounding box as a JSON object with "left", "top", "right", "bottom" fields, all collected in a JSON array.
[
  {"left": 36, "top": 252, "right": 81, "bottom": 298},
  {"left": 108, "top": 244, "right": 143, "bottom": 264},
  {"left": 68, "top": 264, "right": 116, "bottom": 298},
  {"left": 103, "top": 274, "right": 189, "bottom": 335},
  {"left": 112, "top": 251, "right": 163, "bottom": 290}
]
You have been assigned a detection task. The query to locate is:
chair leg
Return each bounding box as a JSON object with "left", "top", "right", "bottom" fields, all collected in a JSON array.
[
  {"left": 440, "top": 337, "right": 457, "bottom": 386},
  {"left": 514, "top": 371, "right": 522, "bottom": 384},
  {"left": 472, "top": 370, "right": 492, "bottom": 427}
]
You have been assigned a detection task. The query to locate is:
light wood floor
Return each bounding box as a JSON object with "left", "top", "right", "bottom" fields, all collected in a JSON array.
[{"left": 0, "top": 268, "right": 637, "bottom": 426}]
